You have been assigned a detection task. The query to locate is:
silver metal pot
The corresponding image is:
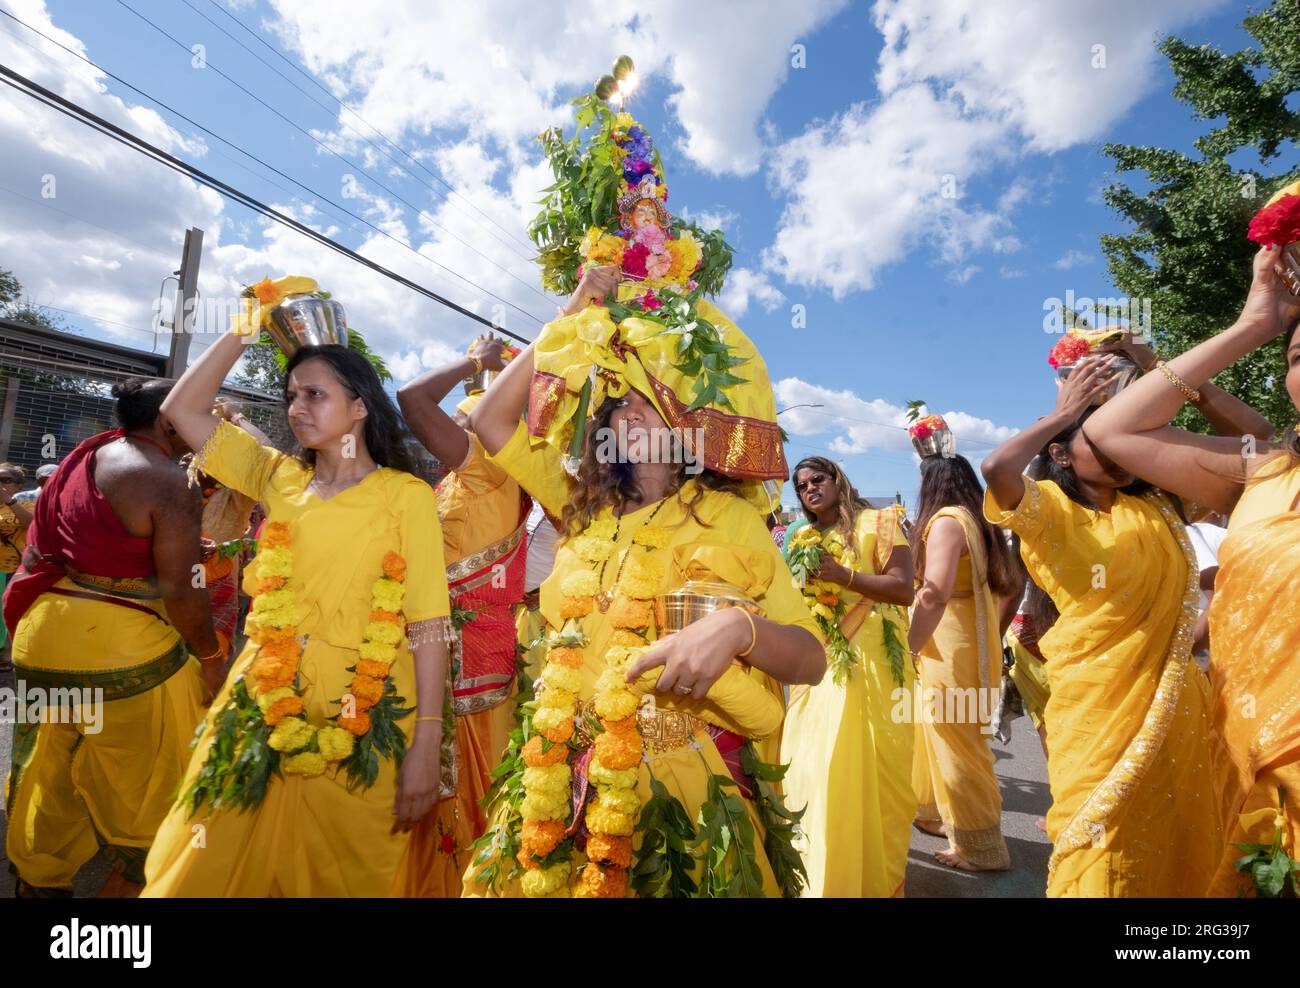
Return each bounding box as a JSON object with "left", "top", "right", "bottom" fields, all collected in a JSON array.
[
  {"left": 1281, "top": 243, "right": 1300, "bottom": 297},
  {"left": 265, "top": 294, "right": 349, "bottom": 355},
  {"left": 653, "top": 580, "right": 761, "bottom": 635},
  {"left": 911, "top": 427, "right": 955, "bottom": 458},
  {"left": 1054, "top": 349, "right": 1142, "bottom": 404}
]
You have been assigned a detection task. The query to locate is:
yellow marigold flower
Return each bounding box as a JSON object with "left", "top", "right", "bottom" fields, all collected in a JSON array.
[
  {"left": 531, "top": 706, "right": 573, "bottom": 734},
  {"left": 604, "top": 646, "right": 631, "bottom": 669},
  {"left": 609, "top": 630, "right": 646, "bottom": 648},
  {"left": 594, "top": 688, "right": 638, "bottom": 722},
  {"left": 594, "top": 667, "right": 627, "bottom": 695},
  {"left": 595, "top": 785, "right": 640, "bottom": 817},
  {"left": 520, "top": 790, "right": 569, "bottom": 822},
  {"left": 255, "top": 547, "right": 293, "bottom": 578},
  {"left": 316, "top": 725, "right": 355, "bottom": 761},
  {"left": 358, "top": 640, "right": 397, "bottom": 663},
  {"left": 256, "top": 686, "right": 296, "bottom": 714},
  {"left": 547, "top": 645, "right": 584, "bottom": 669},
  {"left": 365, "top": 620, "right": 403, "bottom": 646},
  {"left": 590, "top": 763, "right": 639, "bottom": 788},
  {"left": 632, "top": 525, "right": 671, "bottom": 549},
  {"left": 614, "top": 112, "right": 634, "bottom": 129},
  {"left": 282, "top": 751, "right": 328, "bottom": 777},
  {"left": 522, "top": 764, "right": 571, "bottom": 795},
  {"left": 542, "top": 663, "right": 582, "bottom": 695},
  {"left": 267, "top": 716, "right": 314, "bottom": 753},
  {"left": 811, "top": 603, "right": 836, "bottom": 623},
  {"left": 572, "top": 536, "right": 615, "bottom": 563},
  {"left": 608, "top": 596, "right": 651, "bottom": 629},
  {"left": 252, "top": 588, "right": 296, "bottom": 615},
  {"left": 586, "top": 518, "right": 617, "bottom": 541},
  {"left": 560, "top": 570, "right": 600, "bottom": 598},
  {"left": 585, "top": 803, "right": 635, "bottom": 836},
  {"left": 536, "top": 687, "right": 576, "bottom": 712},
  {"left": 579, "top": 226, "right": 604, "bottom": 258},
  {"left": 520, "top": 861, "right": 570, "bottom": 897},
  {"left": 371, "top": 578, "right": 405, "bottom": 612},
  {"left": 616, "top": 571, "right": 660, "bottom": 601}
]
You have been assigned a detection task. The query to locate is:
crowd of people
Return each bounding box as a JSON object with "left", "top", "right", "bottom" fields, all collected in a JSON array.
[{"left": 2, "top": 77, "right": 1298, "bottom": 900}]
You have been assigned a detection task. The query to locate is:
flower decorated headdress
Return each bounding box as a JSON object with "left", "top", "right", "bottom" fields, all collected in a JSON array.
[
  {"left": 524, "top": 57, "right": 785, "bottom": 512},
  {"left": 1046, "top": 326, "right": 1125, "bottom": 370},
  {"left": 1247, "top": 177, "right": 1300, "bottom": 295},
  {"left": 231, "top": 275, "right": 321, "bottom": 337}
]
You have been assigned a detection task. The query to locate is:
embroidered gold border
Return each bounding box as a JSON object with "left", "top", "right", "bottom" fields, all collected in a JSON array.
[
  {"left": 14, "top": 638, "right": 189, "bottom": 703},
  {"left": 1046, "top": 493, "right": 1198, "bottom": 876},
  {"left": 445, "top": 520, "right": 526, "bottom": 588}
]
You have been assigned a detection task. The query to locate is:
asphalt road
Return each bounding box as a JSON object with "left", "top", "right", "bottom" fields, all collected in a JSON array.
[{"left": 0, "top": 657, "right": 1051, "bottom": 898}]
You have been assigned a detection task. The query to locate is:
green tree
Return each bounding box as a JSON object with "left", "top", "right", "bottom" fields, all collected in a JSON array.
[
  {"left": 1101, "top": 0, "right": 1300, "bottom": 432},
  {"left": 232, "top": 327, "right": 393, "bottom": 393},
  {"left": 0, "top": 266, "right": 68, "bottom": 333}
]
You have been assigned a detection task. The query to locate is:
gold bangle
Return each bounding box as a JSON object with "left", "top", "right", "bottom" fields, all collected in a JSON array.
[
  {"left": 195, "top": 646, "right": 225, "bottom": 665},
  {"left": 468, "top": 354, "right": 483, "bottom": 375},
  {"left": 1156, "top": 360, "right": 1201, "bottom": 404},
  {"left": 735, "top": 608, "right": 757, "bottom": 659},
  {"left": 416, "top": 715, "right": 444, "bottom": 723}
]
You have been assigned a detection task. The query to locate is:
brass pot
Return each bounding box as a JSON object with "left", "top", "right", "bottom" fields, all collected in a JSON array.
[
  {"left": 265, "top": 294, "right": 349, "bottom": 355},
  {"left": 653, "top": 580, "right": 761, "bottom": 634}
]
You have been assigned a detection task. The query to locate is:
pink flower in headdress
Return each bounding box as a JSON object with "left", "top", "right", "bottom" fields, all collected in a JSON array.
[
  {"left": 645, "top": 250, "right": 672, "bottom": 280},
  {"left": 622, "top": 243, "right": 649, "bottom": 279},
  {"left": 635, "top": 224, "right": 666, "bottom": 252}
]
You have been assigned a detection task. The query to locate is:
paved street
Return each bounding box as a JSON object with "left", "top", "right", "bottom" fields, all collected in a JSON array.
[{"left": 1, "top": 658, "right": 1050, "bottom": 898}]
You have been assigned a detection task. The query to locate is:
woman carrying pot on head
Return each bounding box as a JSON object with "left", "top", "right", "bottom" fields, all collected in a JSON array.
[
  {"left": 779, "top": 456, "right": 917, "bottom": 897},
  {"left": 1085, "top": 229, "right": 1300, "bottom": 896},
  {"left": 142, "top": 276, "right": 453, "bottom": 898}
]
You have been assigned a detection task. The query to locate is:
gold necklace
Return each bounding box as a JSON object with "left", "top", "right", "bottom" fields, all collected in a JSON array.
[{"left": 594, "top": 497, "right": 671, "bottom": 612}]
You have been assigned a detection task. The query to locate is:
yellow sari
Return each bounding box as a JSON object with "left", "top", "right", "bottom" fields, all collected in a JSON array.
[
  {"left": 985, "top": 477, "right": 1223, "bottom": 896},
  {"left": 1205, "top": 458, "right": 1300, "bottom": 896},
  {"left": 142, "top": 422, "right": 450, "bottom": 897},
  {"left": 462, "top": 422, "right": 819, "bottom": 897},
  {"left": 911, "top": 507, "right": 1009, "bottom": 869},
  {"left": 780, "top": 508, "right": 915, "bottom": 897}
]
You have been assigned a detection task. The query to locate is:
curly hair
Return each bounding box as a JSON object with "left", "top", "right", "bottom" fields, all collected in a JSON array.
[
  {"left": 560, "top": 394, "right": 745, "bottom": 535},
  {"left": 792, "top": 456, "right": 869, "bottom": 539}
]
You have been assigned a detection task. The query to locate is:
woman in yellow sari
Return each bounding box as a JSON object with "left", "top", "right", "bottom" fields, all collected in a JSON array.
[
  {"left": 909, "top": 452, "right": 1019, "bottom": 872},
  {"left": 462, "top": 272, "right": 823, "bottom": 897},
  {"left": 982, "top": 360, "right": 1223, "bottom": 896},
  {"left": 779, "top": 456, "right": 917, "bottom": 897},
  {"left": 1086, "top": 238, "right": 1300, "bottom": 895},
  {"left": 141, "top": 290, "right": 452, "bottom": 897}
]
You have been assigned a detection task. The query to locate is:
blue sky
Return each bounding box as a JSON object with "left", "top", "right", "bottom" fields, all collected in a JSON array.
[{"left": 1, "top": 0, "right": 1288, "bottom": 507}]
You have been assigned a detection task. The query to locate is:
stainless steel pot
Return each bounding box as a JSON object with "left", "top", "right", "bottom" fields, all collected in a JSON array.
[{"left": 265, "top": 294, "right": 349, "bottom": 355}]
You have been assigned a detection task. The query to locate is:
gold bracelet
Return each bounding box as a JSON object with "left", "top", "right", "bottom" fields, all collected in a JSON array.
[
  {"left": 416, "top": 715, "right": 444, "bottom": 723},
  {"left": 1156, "top": 360, "right": 1201, "bottom": 404},
  {"left": 195, "top": 646, "right": 225, "bottom": 665},
  {"left": 468, "top": 354, "right": 483, "bottom": 375},
  {"left": 735, "top": 608, "right": 757, "bottom": 659}
]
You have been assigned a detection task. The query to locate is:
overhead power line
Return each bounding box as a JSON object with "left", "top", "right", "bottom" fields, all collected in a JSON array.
[
  {"left": 112, "top": 0, "right": 553, "bottom": 310},
  {"left": 0, "top": 62, "right": 533, "bottom": 343}
]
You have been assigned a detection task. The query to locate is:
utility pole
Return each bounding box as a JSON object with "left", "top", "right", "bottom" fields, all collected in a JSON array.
[{"left": 163, "top": 227, "right": 203, "bottom": 378}]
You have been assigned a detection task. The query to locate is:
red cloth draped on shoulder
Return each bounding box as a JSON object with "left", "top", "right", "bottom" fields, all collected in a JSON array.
[{"left": 2, "top": 430, "right": 157, "bottom": 634}]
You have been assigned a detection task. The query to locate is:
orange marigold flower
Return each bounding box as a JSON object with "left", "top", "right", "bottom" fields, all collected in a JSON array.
[
  {"left": 522, "top": 735, "right": 569, "bottom": 768},
  {"left": 608, "top": 597, "right": 651, "bottom": 629},
  {"left": 382, "top": 551, "right": 407, "bottom": 582},
  {"left": 252, "top": 277, "right": 279, "bottom": 305},
  {"left": 518, "top": 820, "right": 565, "bottom": 866},
  {"left": 252, "top": 660, "right": 294, "bottom": 692},
  {"left": 355, "top": 659, "right": 390, "bottom": 680},
  {"left": 608, "top": 630, "right": 646, "bottom": 647},
  {"left": 574, "top": 863, "right": 628, "bottom": 898},
  {"left": 594, "top": 731, "right": 641, "bottom": 770},
  {"left": 257, "top": 624, "right": 296, "bottom": 644},
  {"left": 816, "top": 592, "right": 838, "bottom": 606},
  {"left": 585, "top": 834, "right": 632, "bottom": 869},
  {"left": 263, "top": 695, "right": 305, "bottom": 726},
  {"left": 204, "top": 555, "right": 233, "bottom": 582},
  {"left": 261, "top": 522, "right": 291, "bottom": 548},
  {"left": 254, "top": 575, "right": 286, "bottom": 595},
  {"left": 559, "top": 595, "right": 593, "bottom": 620},
  {"left": 259, "top": 638, "right": 301, "bottom": 664},
  {"left": 338, "top": 712, "right": 371, "bottom": 736},
  {"left": 548, "top": 646, "right": 584, "bottom": 669},
  {"left": 350, "top": 674, "right": 384, "bottom": 705},
  {"left": 540, "top": 718, "right": 575, "bottom": 745},
  {"left": 368, "top": 608, "right": 403, "bottom": 625},
  {"left": 602, "top": 715, "right": 640, "bottom": 743}
]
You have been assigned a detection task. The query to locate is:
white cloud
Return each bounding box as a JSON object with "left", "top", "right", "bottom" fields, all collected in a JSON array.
[
  {"left": 1053, "top": 249, "right": 1093, "bottom": 270},
  {"left": 762, "top": 0, "right": 1224, "bottom": 296},
  {"left": 948, "top": 264, "right": 980, "bottom": 285},
  {"left": 265, "top": 0, "right": 847, "bottom": 177},
  {"left": 773, "top": 377, "right": 1015, "bottom": 457},
  {"left": 717, "top": 267, "right": 785, "bottom": 317}
]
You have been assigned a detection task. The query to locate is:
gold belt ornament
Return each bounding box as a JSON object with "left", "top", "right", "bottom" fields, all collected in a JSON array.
[{"left": 576, "top": 696, "right": 705, "bottom": 756}]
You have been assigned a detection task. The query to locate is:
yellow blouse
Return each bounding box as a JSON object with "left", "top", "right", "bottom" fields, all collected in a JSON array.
[{"left": 437, "top": 431, "right": 521, "bottom": 566}]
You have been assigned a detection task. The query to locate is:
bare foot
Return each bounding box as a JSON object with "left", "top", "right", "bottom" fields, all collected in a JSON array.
[
  {"left": 97, "top": 869, "right": 144, "bottom": 898},
  {"left": 1034, "top": 816, "right": 1047, "bottom": 832},
  {"left": 934, "top": 848, "right": 980, "bottom": 872},
  {"left": 914, "top": 818, "right": 946, "bottom": 837}
]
